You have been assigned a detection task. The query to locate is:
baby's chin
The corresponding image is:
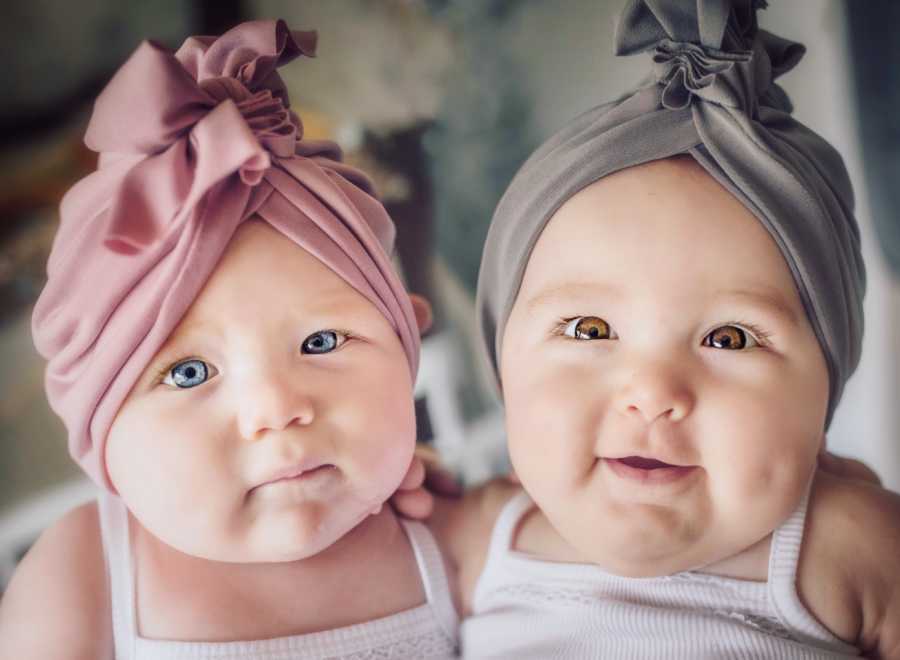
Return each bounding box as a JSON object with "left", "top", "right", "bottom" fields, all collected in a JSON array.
[
  {"left": 564, "top": 509, "right": 777, "bottom": 579},
  {"left": 553, "top": 507, "right": 714, "bottom": 577},
  {"left": 249, "top": 496, "right": 393, "bottom": 563},
  {"left": 142, "top": 471, "right": 405, "bottom": 563},
  {"left": 175, "top": 505, "right": 385, "bottom": 564}
]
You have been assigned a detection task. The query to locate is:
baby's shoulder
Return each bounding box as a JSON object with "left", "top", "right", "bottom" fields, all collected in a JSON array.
[
  {"left": 428, "top": 478, "right": 523, "bottom": 616},
  {"left": 800, "top": 471, "right": 900, "bottom": 655},
  {"left": 428, "top": 477, "right": 522, "bottom": 557},
  {"left": 0, "top": 500, "right": 111, "bottom": 659}
]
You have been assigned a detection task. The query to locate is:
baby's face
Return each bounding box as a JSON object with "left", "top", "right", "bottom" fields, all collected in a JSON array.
[
  {"left": 500, "top": 156, "right": 829, "bottom": 576},
  {"left": 105, "top": 220, "right": 416, "bottom": 562}
]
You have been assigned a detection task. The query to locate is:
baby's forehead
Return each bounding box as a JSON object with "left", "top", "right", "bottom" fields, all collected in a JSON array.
[
  {"left": 533, "top": 164, "right": 786, "bottom": 265},
  {"left": 170, "top": 224, "right": 375, "bottom": 333},
  {"left": 557, "top": 156, "right": 736, "bottom": 217}
]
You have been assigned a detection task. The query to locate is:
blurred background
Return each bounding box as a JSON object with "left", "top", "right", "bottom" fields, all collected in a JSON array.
[{"left": 1, "top": 0, "right": 898, "bottom": 588}]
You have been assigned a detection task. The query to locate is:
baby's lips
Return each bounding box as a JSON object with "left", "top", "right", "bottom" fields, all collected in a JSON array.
[
  {"left": 251, "top": 458, "right": 335, "bottom": 491},
  {"left": 618, "top": 456, "right": 676, "bottom": 470}
]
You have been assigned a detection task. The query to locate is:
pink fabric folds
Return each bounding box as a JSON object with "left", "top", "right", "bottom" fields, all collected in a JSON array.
[{"left": 32, "top": 19, "right": 420, "bottom": 490}]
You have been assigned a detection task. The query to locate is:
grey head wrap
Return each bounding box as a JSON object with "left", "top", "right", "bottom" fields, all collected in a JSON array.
[{"left": 476, "top": 0, "right": 865, "bottom": 426}]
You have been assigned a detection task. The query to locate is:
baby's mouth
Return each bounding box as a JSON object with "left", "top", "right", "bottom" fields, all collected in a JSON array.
[
  {"left": 603, "top": 455, "right": 699, "bottom": 485},
  {"left": 617, "top": 456, "right": 676, "bottom": 470}
]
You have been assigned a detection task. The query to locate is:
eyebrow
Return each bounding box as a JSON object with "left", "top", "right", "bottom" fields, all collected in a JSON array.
[
  {"left": 713, "top": 288, "right": 800, "bottom": 326},
  {"left": 296, "top": 287, "right": 377, "bottom": 319},
  {"left": 523, "top": 282, "right": 800, "bottom": 326},
  {"left": 144, "top": 324, "right": 217, "bottom": 370},
  {"left": 524, "top": 282, "right": 622, "bottom": 312},
  {"left": 162, "top": 318, "right": 222, "bottom": 347}
]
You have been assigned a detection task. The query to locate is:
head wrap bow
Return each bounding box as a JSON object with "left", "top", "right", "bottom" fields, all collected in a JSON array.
[
  {"left": 32, "top": 19, "right": 420, "bottom": 489},
  {"left": 477, "top": 0, "right": 865, "bottom": 426}
]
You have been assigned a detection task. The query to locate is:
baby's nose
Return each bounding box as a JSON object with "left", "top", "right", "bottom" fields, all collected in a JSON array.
[
  {"left": 612, "top": 360, "right": 694, "bottom": 424},
  {"left": 236, "top": 368, "right": 315, "bottom": 441}
]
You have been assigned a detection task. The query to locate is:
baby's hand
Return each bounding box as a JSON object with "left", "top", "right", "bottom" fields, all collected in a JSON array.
[{"left": 390, "top": 446, "right": 463, "bottom": 520}]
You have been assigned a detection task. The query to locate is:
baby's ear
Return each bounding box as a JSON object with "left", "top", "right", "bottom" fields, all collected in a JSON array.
[{"left": 409, "top": 293, "right": 433, "bottom": 336}]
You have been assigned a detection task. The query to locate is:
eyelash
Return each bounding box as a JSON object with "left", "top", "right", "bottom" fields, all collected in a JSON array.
[
  {"left": 552, "top": 317, "right": 772, "bottom": 347},
  {"left": 151, "top": 329, "right": 360, "bottom": 385},
  {"left": 719, "top": 319, "right": 772, "bottom": 347},
  {"left": 153, "top": 357, "right": 199, "bottom": 385},
  {"left": 552, "top": 317, "right": 580, "bottom": 336},
  {"left": 301, "top": 329, "right": 357, "bottom": 354}
]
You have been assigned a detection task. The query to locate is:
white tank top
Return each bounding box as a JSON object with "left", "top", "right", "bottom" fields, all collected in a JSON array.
[
  {"left": 461, "top": 489, "right": 860, "bottom": 659},
  {"left": 98, "top": 493, "right": 458, "bottom": 660}
]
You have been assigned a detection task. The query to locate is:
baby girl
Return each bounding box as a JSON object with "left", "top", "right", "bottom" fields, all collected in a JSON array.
[
  {"left": 0, "top": 20, "right": 457, "bottom": 660},
  {"left": 430, "top": 1, "right": 900, "bottom": 658}
]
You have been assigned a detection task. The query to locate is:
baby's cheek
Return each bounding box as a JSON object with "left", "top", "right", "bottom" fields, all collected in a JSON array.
[
  {"left": 349, "top": 441, "right": 415, "bottom": 513},
  {"left": 712, "top": 434, "right": 815, "bottom": 530},
  {"left": 504, "top": 383, "right": 546, "bottom": 468},
  {"left": 507, "top": 379, "right": 587, "bottom": 496},
  {"left": 511, "top": 356, "right": 597, "bottom": 424},
  {"left": 346, "top": 404, "right": 417, "bottom": 498}
]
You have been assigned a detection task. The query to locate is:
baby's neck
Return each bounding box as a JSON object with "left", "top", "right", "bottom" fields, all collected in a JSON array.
[
  {"left": 132, "top": 506, "right": 426, "bottom": 640},
  {"left": 515, "top": 506, "right": 771, "bottom": 582},
  {"left": 697, "top": 534, "right": 770, "bottom": 580},
  {"left": 137, "top": 505, "right": 408, "bottom": 583}
]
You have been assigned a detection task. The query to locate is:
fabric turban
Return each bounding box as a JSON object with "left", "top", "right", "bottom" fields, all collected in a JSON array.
[
  {"left": 32, "top": 19, "right": 421, "bottom": 489},
  {"left": 477, "top": 0, "right": 865, "bottom": 426}
]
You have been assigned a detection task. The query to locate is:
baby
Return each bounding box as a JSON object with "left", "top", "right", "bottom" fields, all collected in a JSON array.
[
  {"left": 0, "top": 20, "right": 457, "bottom": 659},
  {"left": 430, "top": 1, "right": 900, "bottom": 658}
]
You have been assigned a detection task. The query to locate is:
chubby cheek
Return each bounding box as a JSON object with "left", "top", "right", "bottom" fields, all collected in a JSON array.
[
  {"left": 106, "top": 405, "right": 239, "bottom": 556},
  {"left": 333, "top": 361, "right": 417, "bottom": 502},
  {"left": 700, "top": 370, "right": 824, "bottom": 523},
  {"left": 503, "top": 356, "right": 603, "bottom": 498}
]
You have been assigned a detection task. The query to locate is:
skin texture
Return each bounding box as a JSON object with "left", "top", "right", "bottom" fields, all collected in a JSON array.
[
  {"left": 430, "top": 157, "right": 899, "bottom": 656},
  {"left": 501, "top": 156, "right": 830, "bottom": 578},
  {"left": 105, "top": 219, "right": 419, "bottom": 563},
  {"left": 0, "top": 219, "right": 438, "bottom": 654}
]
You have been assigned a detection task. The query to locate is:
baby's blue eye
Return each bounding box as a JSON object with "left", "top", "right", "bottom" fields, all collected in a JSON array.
[
  {"left": 164, "top": 359, "right": 211, "bottom": 388},
  {"left": 302, "top": 330, "right": 346, "bottom": 355}
]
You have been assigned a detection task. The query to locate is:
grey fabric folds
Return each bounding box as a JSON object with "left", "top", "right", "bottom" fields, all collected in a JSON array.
[{"left": 476, "top": 0, "right": 865, "bottom": 425}]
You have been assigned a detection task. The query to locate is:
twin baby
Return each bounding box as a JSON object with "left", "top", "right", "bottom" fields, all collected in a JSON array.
[{"left": 2, "top": 3, "right": 899, "bottom": 659}]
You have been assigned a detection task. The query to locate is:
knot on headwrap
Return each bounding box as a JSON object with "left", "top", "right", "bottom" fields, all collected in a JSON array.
[
  {"left": 85, "top": 20, "right": 317, "bottom": 253},
  {"left": 615, "top": 0, "right": 805, "bottom": 115},
  {"left": 477, "top": 0, "right": 865, "bottom": 429},
  {"left": 652, "top": 39, "right": 751, "bottom": 110},
  {"left": 33, "top": 19, "right": 421, "bottom": 490},
  {"left": 201, "top": 81, "right": 298, "bottom": 159}
]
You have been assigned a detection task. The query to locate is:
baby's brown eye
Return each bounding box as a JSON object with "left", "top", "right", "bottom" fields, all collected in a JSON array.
[
  {"left": 563, "top": 316, "right": 615, "bottom": 340},
  {"left": 704, "top": 325, "right": 757, "bottom": 350}
]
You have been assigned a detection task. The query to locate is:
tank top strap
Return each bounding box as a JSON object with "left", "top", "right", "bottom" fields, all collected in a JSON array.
[
  {"left": 488, "top": 489, "right": 534, "bottom": 557},
  {"left": 97, "top": 492, "right": 137, "bottom": 660},
  {"left": 469, "top": 488, "right": 535, "bottom": 611},
  {"left": 767, "top": 477, "right": 858, "bottom": 653},
  {"left": 399, "top": 519, "right": 459, "bottom": 644}
]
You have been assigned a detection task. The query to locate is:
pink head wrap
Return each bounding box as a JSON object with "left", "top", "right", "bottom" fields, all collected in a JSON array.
[{"left": 32, "top": 19, "right": 421, "bottom": 490}]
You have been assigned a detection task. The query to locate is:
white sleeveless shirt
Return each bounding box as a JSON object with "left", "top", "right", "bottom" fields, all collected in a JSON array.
[
  {"left": 98, "top": 493, "right": 459, "bottom": 660},
  {"left": 461, "top": 490, "right": 860, "bottom": 659}
]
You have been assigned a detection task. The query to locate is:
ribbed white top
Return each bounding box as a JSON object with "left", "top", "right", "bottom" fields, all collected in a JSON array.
[
  {"left": 461, "top": 489, "right": 860, "bottom": 659},
  {"left": 98, "top": 493, "right": 458, "bottom": 660}
]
